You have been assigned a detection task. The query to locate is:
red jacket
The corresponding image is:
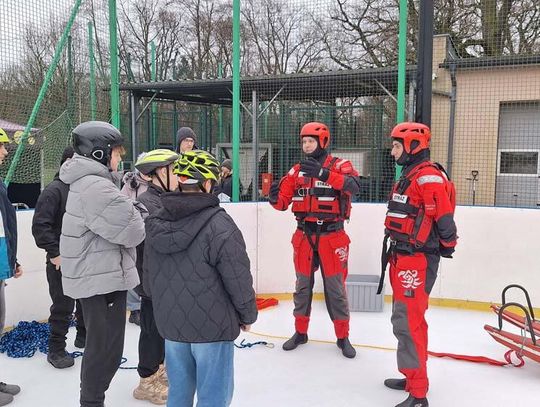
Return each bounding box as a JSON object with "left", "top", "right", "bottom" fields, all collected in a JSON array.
[
  {"left": 385, "top": 161, "right": 457, "bottom": 251},
  {"left": 271, "top": 155, "right": 360, "bottom": 222}
]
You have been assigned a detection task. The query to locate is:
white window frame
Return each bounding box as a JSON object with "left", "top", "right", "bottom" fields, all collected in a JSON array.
[{"left": 497, "top": 149, "right": 540, "bottom": 177}]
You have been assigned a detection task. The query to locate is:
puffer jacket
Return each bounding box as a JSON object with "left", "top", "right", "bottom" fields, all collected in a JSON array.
[
  {"left": 144, "top": 192, "right": 257, "bottom": 343},
  {"left": 59, "top": 154, "right": 146, "bottom": 299}
]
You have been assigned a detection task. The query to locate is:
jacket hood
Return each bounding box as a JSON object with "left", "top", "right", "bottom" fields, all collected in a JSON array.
[
  {"left": 59, "top": 153, "right": 113, "bottom": 185},
  {"left": 146, "top": 192, "right": 222, "bottom": 254}
]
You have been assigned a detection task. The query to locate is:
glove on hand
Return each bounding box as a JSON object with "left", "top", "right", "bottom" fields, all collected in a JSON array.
[
  {"left": 269, "top": 181, "right": 280, "bottom": 204},
  {"left": 439, "top": 246, "right": 455, "bottom": 259},
  {"left": 299, "top": 158, "right": 329, "bottom": 181}
]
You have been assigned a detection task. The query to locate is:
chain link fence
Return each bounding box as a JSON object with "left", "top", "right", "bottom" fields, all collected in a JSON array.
[{"left": 1, "top": 1, "right": 539, "bottom": 207}]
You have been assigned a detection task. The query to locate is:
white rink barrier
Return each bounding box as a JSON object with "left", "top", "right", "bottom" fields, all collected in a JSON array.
[{"left": 5, "top": 204, "right": 540, "bottom": 326}]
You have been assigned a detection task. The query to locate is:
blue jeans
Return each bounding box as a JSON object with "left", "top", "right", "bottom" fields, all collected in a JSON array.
[
  {"left": 165, "top": 340, "right": 234, "bottom": 407},
  {"left": 126, "top": 289, "right": 141, "bottom": 312}
]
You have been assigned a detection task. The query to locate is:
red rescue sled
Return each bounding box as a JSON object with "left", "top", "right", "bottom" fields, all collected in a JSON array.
[{"left": 484, "top": 284, "right": 540, "bottom": 365}]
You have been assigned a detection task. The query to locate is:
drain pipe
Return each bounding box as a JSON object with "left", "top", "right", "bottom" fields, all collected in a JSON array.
[{"left": 447, "top": 62, "right": 457, "bottom": 178}]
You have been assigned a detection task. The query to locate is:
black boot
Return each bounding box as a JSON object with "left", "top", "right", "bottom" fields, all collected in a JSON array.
[
  {"left": 336, "top": 337, "right": 356, "bottom": 358},
  {"left": 384, "top": 378, "right": 406, "bottom": 391},
  {"left": 74, "top": 332, "right": 86, "bottom": 349},
  {"left": 282, "top": 332, "right": 308, "bottom": 351},
  {"left": 395, "top": 395, "right": 429, "bottom": 407},
  {"left": 129, "top": 310, "right": 141, "bottom": 326},
  {"left": 47, "top": 351, "right": 75, "bottom": 369}
]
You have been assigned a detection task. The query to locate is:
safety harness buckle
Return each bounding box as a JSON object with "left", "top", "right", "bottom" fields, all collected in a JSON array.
[{"left": 297, "top": 187, "right": 309, "bottom": 197}]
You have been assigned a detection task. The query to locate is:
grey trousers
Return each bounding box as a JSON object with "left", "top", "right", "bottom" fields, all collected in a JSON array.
[{"left": 0, "top": 280, "right": 5, "bottom": 335}]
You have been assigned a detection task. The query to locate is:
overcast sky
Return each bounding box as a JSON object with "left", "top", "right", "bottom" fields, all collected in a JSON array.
[{"left": 0, "top": 0, "right": 75, "bottom": 69}]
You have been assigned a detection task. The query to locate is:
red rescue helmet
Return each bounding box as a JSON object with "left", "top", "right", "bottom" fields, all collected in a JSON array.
[
  {"left": 300, "top": 122, "right": 330, "bottom": 149},
  {"left": 390, "top": 122, "right": 431, "bottom": 154}
]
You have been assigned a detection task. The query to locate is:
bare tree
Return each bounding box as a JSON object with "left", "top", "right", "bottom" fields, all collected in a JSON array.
[
  {"left": 117, "top": 0, "right": 182, "bottom": 81},
  {"left": 241, "top": 0, "right": 326, "bottom": 75},
  {"left": 508, "top": 0, "right": 540, "bottom": 54},
  {"left": 319, "top": 0, "right": 540, "bottom": 70}
]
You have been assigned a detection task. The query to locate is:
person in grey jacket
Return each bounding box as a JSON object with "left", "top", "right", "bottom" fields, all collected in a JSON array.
[
  {"left": 59, "top": 121, "right": 145, "bottom": 407},
  {"left": 144, "top": 150, "right": 257, "bottom": 407}
]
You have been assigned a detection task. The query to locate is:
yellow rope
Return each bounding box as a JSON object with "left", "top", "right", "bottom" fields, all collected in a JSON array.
[{"left": 247, "top": 330, "right": 397, "bottom": 352}]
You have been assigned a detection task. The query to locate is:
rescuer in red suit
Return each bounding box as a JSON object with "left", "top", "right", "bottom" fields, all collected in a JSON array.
[
  {"left": 381, "top": 122, "right": 458, "bottom": 407},
  {"left": 269, "top": 122, "right": 361, "bottom": 358}
]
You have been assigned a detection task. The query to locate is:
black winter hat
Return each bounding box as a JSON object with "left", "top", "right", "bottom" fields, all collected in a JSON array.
[
  {"left": 175, "top": 127, "right": 197, "bottom": 152},
  {"left": 221, "top": 159, "right": 232, "bottom": 171}
]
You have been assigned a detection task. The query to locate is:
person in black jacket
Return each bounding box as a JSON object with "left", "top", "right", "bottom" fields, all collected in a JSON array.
[
  {"left": 31, "top": 146, "right": 86, "bottom": 369},
  {"left": 131, "top": 149, "right": 179, "bottom": 405},
  {"left": 144, "top": 150, "right": 257, "bottom": 407}
]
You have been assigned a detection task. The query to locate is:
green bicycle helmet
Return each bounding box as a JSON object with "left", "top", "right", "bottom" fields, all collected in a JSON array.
[
  {"left": 173, "top": 150, "right": 220, "bottom": 184},
  {"left": 0, "top": 128, "right": 10, "bottom": 143},
  {"left": 134, "top": 149, "right": 178, "bottom": 175}
]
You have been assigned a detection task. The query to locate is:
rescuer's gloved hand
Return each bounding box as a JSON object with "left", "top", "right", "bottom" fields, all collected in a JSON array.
[
  {"left": 300, "top": 158, "right": 329, "bottom": 181},
  {"left": 269, "top": 181, "right": 280, "bottom": 204},
  {"left": 439, "top": 246, "right": 455, "bottom": 258}
]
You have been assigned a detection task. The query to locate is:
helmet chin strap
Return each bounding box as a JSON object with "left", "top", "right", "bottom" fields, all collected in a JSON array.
[
  {"left": 197, "top": 179, "right": 215, "bottom": 193},
  {"left": 156, "top": 170, "right": 171, "bottom": 192}
]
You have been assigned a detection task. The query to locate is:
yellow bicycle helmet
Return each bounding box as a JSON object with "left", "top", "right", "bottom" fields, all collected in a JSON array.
[
  {"left": 173, "top": 149, "right": 220, "bottom": 184},
  {"left": 135, "top": 149, "right": 178, "bottom": 175},
  {"left": 0, "top": 128, "right": 10, "bottom": 143}
]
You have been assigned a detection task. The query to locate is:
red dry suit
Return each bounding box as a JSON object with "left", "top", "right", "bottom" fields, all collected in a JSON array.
[
  {"left": 383, "top": 160, "right": 457, "bottom": 398},
  {"left": 271, "top": 154, "right": 360, "bottom": 338}
]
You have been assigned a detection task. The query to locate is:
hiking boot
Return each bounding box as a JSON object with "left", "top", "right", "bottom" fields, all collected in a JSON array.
[
  {"left": 133, "top": 373, "right": 168, "bottom": 405},
  {"left": 47, "top": 351, "right": 75, "bottom": 369},
  {"left": 74, "top": 333, "right": 86, "bottom": 349},
  {"left": 0, "top": 382, "right": 20, "bottom": 396},
  {"left": 282, "top": 332, "right": 308, "bottom": 351},
  {"left": 156, "top": 364, "right": 168, "bottom": 386},
  {"left": 384, "top": 378, "right": 406, "bottom": 391},
  {"left": 129, "top": 310, "right": 141, "bottom": 326},
  {"left": 395, "top": 395, "right": 429, "bottom": 407},
  {"left": 0, "top": 393, "right": 13, "bottom": 406},
  {"left": 336, "top": 337, "right": 356, "bottom": 358}
]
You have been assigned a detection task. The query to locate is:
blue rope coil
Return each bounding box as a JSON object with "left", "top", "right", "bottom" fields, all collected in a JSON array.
[
  {"left": 0, "top": 320, "right": 136, "bottom": 368},
  {"left": 0, "top": 321, "right": 50, "bottom": 358},
  {"left": 234, "top": 338, "right": 274, "bottom": 349}
]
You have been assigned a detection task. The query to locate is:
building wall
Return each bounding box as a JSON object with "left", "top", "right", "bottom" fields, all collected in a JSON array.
[
  {"left": 430, "top": 35, "right": 540, "bottom": 206},
  {"left": 451, "top": 67, "right": 540, "bottom": 206}
]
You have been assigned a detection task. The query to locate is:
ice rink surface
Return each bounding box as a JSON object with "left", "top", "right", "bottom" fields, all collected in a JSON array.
[{"left": 2, "top": 300, "right": 539, "bottom": 406}]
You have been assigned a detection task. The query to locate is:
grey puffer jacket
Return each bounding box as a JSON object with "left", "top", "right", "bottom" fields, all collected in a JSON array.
[
  {"left": 59, "top": 154, "right": 146, "bottom": 299},
  {"left": 144, "top": 192, "right": 257, "bottom": 343}
]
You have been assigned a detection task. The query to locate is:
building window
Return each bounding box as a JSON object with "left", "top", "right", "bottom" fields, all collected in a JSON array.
[{"left": 498, "top": 150, "right": 539, "bottom": 175}]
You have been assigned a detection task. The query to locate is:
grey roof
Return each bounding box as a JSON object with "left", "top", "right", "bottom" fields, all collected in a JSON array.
[
  {"left": 119, "top": 66, "right": 418, "bottom": 106},
  {"left": 439, "top": 54, "right": 540, "bottom": 70}
]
